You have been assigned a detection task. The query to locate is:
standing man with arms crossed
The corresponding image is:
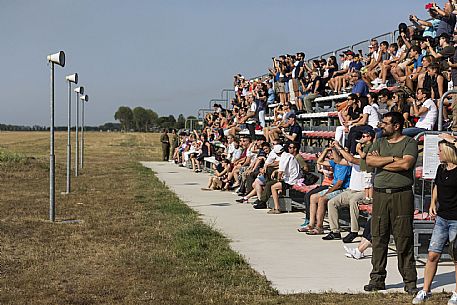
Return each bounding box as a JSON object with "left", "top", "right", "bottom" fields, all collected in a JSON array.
[
  {"left": 160, "top": 129, "right": 170, "bottom": 161},
  {"left": 364, "top": 112, "right": 418, "bottom": 294}
]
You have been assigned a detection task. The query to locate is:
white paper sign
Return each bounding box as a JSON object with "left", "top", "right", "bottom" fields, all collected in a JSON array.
[{"left": 422, "top": 134, "right": 440, "bottom": 179}]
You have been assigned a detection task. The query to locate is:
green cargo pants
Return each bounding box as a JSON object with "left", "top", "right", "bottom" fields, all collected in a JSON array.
[{"left": 369, "top": 189, "right": 417, "bottom": 289}]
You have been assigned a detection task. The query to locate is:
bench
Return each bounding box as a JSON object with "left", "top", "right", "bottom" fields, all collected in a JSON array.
[{"left": 203, "top": 156, "right": 218, "bottom": 173}]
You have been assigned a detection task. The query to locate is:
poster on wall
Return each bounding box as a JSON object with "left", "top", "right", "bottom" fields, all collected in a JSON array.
[{"left": 422, "top": 134, "right": 440, "bottom": 179}]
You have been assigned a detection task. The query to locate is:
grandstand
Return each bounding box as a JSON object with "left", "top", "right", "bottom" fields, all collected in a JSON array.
[{"left": 177, "top": 3, "right": 457, "bottom": 264}]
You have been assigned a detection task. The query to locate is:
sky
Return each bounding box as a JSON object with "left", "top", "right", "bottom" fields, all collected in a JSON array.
[{"left": 1, "top": 0, "right": 432, "bottom": 126}]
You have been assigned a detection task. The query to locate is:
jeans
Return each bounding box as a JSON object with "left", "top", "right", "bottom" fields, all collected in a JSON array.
[
  {"left": 402, "top": 127, "right": 427, "bottom": 138},
  {"left": 428, "top": 216, "right": 457, "bottom": 253}
]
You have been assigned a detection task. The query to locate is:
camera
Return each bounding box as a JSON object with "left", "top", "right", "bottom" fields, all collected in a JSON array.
[{"left": 425, "top": 3, "right": 433, "bottom": 10}]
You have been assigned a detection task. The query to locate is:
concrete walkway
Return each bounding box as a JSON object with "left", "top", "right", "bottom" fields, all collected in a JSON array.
[{"left": 142, "top": 161, "right": 456, "bottom": 294}]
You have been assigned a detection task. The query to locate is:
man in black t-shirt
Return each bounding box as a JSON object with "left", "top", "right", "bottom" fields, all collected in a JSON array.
[{"left": 282, "top": 113, "right": 302, "bottom": 149}]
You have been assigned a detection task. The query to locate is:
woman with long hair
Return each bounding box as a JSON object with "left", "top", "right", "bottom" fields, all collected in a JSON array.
[{"left": 412, "top": 133, "right": 457, "bottom": 304}]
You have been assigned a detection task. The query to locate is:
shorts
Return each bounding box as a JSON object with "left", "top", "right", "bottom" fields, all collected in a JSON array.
[
  {"left": 397, "top": 61, "right": 408, "bottom": 71},
  {"left": 428, "top": 216, "right": 457, "bottom": 253},
  {"left": 364, "top": 172, "right": 373, "bottom": 188},
  {"left": 257, "top": 175, "right": 266, "bottom": 185},
  {"left": 281, "top": 181, "right": 293, "bottom": 192},
  {"left": 276, "top": 82, "right": 286, "bottom": 93},
  {"left": 318, "top": 187, "right": 344, "bottom": 200}
]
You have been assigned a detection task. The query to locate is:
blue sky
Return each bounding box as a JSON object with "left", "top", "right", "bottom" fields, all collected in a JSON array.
[{"left": 1, "top": 0, "right": 431, "bottom": 126}]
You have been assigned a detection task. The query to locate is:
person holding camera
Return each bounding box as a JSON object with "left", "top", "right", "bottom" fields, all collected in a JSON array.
[
  {"left": 433, "top": 1, "right": 456, "bottom": 37},
  {"left": 426, "top": 33, "right": 456, "bottom": 62},
  {"left": 412, "top": 133, "right": 457, "bottom": 304},
  {"left": 402, "top": 88, "right": 438, "bottom": 138},
  {"left": 410, "top": 8, "right": 440, "bottom": 39}
]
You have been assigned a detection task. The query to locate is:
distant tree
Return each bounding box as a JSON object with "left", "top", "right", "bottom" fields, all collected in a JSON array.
[
  {"left": 156, "top": 115, "right": 176, "bottom": 129},
  {"left": 132, "top": 107, "right": 150, "bottom": 131},
  {"left": 114, "top": 106, "right": 133, "bottom": 131},
  {"left": 146, "top": 109, "right": 159, "bottom": 130},
  {"left": 176, "top": 114, "right": 185, "bottom": 129},
  {"left": 99, "top": 122, "right": 121, "bottom": 131},
  {"left": 187, "top": 115, "right": 197, "bottom": 120}
]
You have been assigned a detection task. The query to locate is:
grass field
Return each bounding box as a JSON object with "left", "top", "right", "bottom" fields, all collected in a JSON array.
[{"left": 0, "top": 131, "right": 451, "bottom": 304}]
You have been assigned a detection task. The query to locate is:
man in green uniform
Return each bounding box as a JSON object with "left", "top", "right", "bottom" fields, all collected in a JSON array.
[
  {"left": 160, "top": 129, "right": 170, "bottom": 161},
  {"left": 169, "top": 129, "right": 178, "bottom": 161},
  {"left": 364, "top": 111, "right": 418, "bottom": 294}
]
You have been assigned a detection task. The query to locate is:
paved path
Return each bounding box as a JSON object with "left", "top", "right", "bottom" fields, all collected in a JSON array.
[{"left": 142, "top": 161, "right": 456, "bottom": 294}]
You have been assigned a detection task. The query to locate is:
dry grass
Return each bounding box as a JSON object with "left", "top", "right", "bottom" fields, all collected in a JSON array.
[{"left": 0, "top": 131, "right": 451, "bottom": 304}]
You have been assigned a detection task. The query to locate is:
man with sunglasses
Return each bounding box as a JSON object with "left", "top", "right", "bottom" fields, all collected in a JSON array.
[
  {"left": 268, "top": 143, "right": 302, "bottom": 214},
  {"left": 364, "top": 112, "right": 418, "bottom": 294}
]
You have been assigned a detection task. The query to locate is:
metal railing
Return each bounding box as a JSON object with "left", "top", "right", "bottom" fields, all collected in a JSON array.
[
  {"left": 438, "top": 90, "right": 457, "bottom": 131},
  {"left": 209, "top": 98, "right": 227, "bottom": 110}
]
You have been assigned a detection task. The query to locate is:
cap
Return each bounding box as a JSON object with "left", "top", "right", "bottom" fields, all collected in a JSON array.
[
  {"left": 287, "top": 112, "right": 296, "bottom": 119},
  {"left": 362, "top": 129, "right": 376, "bottom": 138},
  {"left": 273, "top": 144, "right": 284, "bottom": 154},
  {"left": 284, "top": 111, "right": 296, "bottom": 120}
]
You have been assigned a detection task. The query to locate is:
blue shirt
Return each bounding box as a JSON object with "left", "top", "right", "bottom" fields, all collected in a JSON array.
[
  {"left": 423, "top": 18, "right": 440, "bottom": 38},
  {"left": 329, "top": 160, "right": 351, "bottom": 189},
  {"left": 349, "top": 61, "right": 363, "bottom": 71},
  {"left": 414, "top": 54, "right": 424, "bottom": 70},
  {"left": 351, "top": 79, "right": 369, "bottom": 97}
]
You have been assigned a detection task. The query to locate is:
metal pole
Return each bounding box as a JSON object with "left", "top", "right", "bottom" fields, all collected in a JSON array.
[
  {"left": 66, "top": 81, "right": 72, "bottom": 193},
  {"left": 75, "top": 92, "right": 79, "bottom": 176},
  {"left": 80, "top": 99, "right": 84, "bottom": 169},
  {"left": 438, "top": 90, "right": 457, "bottom": 131},
  {"left": 49, "top": 63, "right": 56, "bottom": 222}
]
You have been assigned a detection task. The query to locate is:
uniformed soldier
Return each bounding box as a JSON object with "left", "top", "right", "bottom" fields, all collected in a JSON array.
[
  {"left": 364, "top": 111, "right": 418, "bottom": 294},
  {"left": 169, "top": 129, "right": 178, "bottom": 161},
  {"left": 160, "top": 129, "right": 170, "bottom": 161}
]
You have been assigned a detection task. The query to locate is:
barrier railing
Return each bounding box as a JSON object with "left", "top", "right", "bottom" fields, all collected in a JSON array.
[
  {"left": 438, "top": 90, "right": 457, "bottom": 131},
  {"left": 209, "top": 98, "right": 227, "bottom": 110}
]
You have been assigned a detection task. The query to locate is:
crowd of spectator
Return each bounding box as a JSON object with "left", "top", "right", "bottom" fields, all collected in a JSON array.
[{"left": 161, "top": 2, "right": 457, "bottom": 303}]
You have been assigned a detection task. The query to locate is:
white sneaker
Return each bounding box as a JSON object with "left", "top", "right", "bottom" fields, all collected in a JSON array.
[
  {"left": 371, "top": 78, "right": 382, "bottom": 85},
  {"left": 448, "top": 291, "right": 457, "bottom": 305},
  {"left": 343, "top": 246, "right": 364, "bottom": 259},
  {"left": 412, "top": 290, "right": 431, "bottom": 304}
]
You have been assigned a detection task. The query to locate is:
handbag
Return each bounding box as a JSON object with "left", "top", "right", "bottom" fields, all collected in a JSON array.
[{"left": 303, "top": 172, "right": 319, "bottom": 186}]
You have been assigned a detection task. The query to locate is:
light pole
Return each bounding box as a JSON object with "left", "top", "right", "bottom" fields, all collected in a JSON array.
[
  {"left": 74, "top": 86, "right": 84, "bottom": 177},
  {"left": 80, "top": 94, "right": 89, "bottom": 169},
  {"left": 64, "top": 73, "right": 78, "bottom": 194},
  {"left": 47, "top": 50, "right": 65, "bottom": 222}
]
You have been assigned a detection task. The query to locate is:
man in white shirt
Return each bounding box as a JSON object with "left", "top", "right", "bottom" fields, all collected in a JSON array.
[
  {"left": 268, "top": 144, "right": 302, "bottom": 214},
  {"left": 402, "top": 88, "right": 437, "bottom": 137}
]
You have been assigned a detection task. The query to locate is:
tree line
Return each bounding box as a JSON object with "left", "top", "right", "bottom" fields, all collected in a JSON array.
[{"left": 114, "top": 106, "right": 196, "bottom": 132}]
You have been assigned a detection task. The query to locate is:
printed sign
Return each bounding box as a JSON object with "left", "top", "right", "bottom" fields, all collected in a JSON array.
[{"left": 422, "top": 134, "right": 440, "bottom": 179}]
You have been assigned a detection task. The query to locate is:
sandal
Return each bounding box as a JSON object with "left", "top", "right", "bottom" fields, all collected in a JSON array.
[
  {"left": 306, "top": 227, "right": 325, "bottom": 235},
  {"left": 297, "top": 224, "right": 314, "bottom": 233}
]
